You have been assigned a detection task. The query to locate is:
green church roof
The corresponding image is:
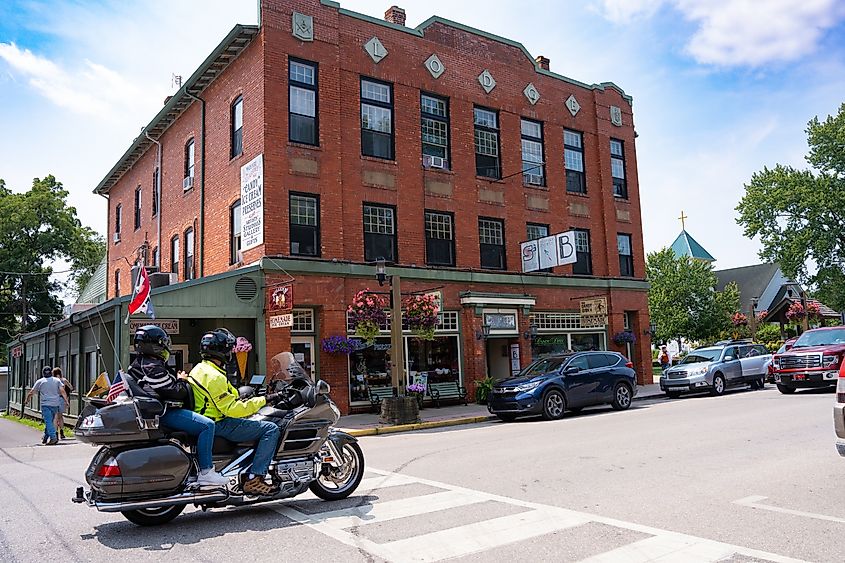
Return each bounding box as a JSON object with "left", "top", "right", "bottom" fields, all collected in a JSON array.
[{"left": 670, "top": 230, "right": 716, "bottom": 262}]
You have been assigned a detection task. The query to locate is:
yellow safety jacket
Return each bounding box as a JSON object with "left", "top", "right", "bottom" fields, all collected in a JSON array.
[{"left": 187, "top": 360, "right": 266, "bottom": 422}]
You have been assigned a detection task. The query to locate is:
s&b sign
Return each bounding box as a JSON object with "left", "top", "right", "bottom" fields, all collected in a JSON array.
[{"left": 521, "top": 231, "right": 578, "bottom": 273}]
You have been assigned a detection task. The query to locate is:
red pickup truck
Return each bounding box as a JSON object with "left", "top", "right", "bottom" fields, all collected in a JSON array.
[{"left": 772, "top": 326, "right": 845, "bottom": 394}]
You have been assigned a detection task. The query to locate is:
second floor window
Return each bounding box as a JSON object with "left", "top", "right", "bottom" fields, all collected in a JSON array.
[
  {"left": 151, "top": 168, "right": 159, "bottom": 217},
  {"left": 573, "top": 229, "right": 592, "bottom": 275},
  {"left": 185, "top": 228, "right": 195, "bottom": 280},
  {"left": 421, "top": 94, "right": 449, "bottom": 168},
  {"left": 230, "top": 200, "right": 242, "bottom": 265},
  {"left": 425, "top": 210, "right": 455, "bottom": 266},
  {"left": 618, "top": 233, "right": 634, "bottom": 277},
  {"left": 521, "top": 119, "right": 544, "bottom": 186},
  {"left": 479, "top": 217, "right": 505, "bottom": 269},
  {"left": 361, "top": 79, "right": 393, "bottom": 159},
  {"left": 152, "top": 246, "right": 159, "bottom": 268},
  {"left": 170, "top": 236, "right": 179, "bottom": 276},
  {"left": 114, "top": 204, "right": 122, "bottom": 241},
  {"left": 565, "top": 129, "right": 586, "bottom": 194},
  {"left": 527, "top": 223, "right": 550, "bottom": 272},
  {"left": 134, "top": 187, "right": 141, "bottom": 230},
  {"left": 363, "top": 204, "right": 396, "bottom": 262},
  {"left": 114, "top": 269, "right": 120, "bottom": 297},
  {"left": 290, "top": 193, "right": 320, "bottom": 257},
  {"left": 184, "top": 139, "right": 195, "bottom": 185},
  {"left": 289, "top": 58, "right": 318, "bottom": 145},
  {"left": 611, "top": 139, "right": 627, "bottom": 199},
  {"left": 474, "top": 107, "right": 500, "bottom": 179},
  {"left": 231, "top": 96, "right": 243, "bottom": 158}
]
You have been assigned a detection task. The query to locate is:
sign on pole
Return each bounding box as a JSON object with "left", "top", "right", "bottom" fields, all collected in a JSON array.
[
  {"left": 268, "top": 284, "right": 293, "bottom": 313},
  {"left": 240, "top": 154, "right": 264, "bottom": 251}
]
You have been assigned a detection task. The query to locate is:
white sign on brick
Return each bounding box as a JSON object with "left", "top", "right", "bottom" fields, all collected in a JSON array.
[{"left": 240, "top": 154, "right": 264, "bottom": 252}]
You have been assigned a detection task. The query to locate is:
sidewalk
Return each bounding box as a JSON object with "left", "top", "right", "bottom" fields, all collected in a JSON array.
[{"left": 338, "top": 382, "right": 666, "bottom": 436}]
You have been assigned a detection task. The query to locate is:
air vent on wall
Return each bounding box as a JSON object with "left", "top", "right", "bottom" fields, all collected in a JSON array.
[{"left": 234, "top": 276, "right": 258, "bottom": 302}]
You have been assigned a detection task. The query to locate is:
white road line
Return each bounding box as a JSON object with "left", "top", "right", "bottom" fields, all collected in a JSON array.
[
  {"left": 577, "top": 534, "right": 738, "bottom": 563},
  {"left": 734, "top": 495, "right": 845, "bottom": 524},
  {"left": 377, "top": 508, "right": 589, "bottom": 562},
  {"left": 357, "top": 473, "right": 419, "bottom": 491}
]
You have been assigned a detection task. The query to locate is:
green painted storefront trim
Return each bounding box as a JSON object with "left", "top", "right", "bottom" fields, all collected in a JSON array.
[
  {"left": 261, "top": 257, "right": 649, "bottom": 291},
  {"left": 319, "top": 1, "right": 632, "bottom": 103}
]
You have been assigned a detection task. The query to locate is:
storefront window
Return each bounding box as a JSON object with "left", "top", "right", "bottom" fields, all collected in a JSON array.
[
  {"left": 349, "top": 338, "right": 393, "bottom": 403},
  {"left": 532, "top": 332, "right": 606, "bottom": 356},
  {"left": 407, "top": 336, "right": 460, "bottom": 386}
]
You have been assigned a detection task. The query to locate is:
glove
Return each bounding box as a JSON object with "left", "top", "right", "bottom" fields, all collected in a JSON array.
[{"left": 266, "top": 389, "right": 303, "bottom": 409}]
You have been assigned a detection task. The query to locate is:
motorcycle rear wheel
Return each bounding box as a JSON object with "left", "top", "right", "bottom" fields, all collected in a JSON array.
[
  {"left": 121, "top": 504, "right": 185, "bottom": 526},
  {"left": 310, "top": 442, "right": 365, "bottom": 501}
]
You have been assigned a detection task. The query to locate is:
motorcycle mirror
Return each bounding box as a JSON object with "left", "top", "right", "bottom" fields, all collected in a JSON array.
[{"left": 316, "top": 380, "right": 331, "bottom": 395}]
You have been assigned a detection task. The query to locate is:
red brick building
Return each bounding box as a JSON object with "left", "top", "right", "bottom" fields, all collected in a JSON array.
[{"left": 97, "top": 0, "right": 652, "bottom": 413}]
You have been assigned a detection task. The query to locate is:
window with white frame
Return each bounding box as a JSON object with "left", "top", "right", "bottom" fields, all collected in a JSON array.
[
  {"left": 292, "top": 309, "right": 314, "bottom": 333},
  {"left": 573, "top": 229, "right": 592, "bottom": 275},
  {"left": 289, "top": 58, "right": 318, "bottom": 145},
  {"left": 424, "top": 210, "right": 455, "bottom": 266},
  {"left": 361, "top": 78, "right": 393, "bottom": 159},
  {"left": 479, "top": 217, "right": 505, "bottom": 269},
  {"left": 610, "top": 139, "right": 627, "bottom": 199},
  {"left": 421, "top": 93, "right": 449, "bottom": 166},
  {"left": 363, "top": 204, "right": 396, "bottom": 262},
  {"left": 474, "top": 107, "right": 500, "bottom": 179},
  {"left": 521, "top": 119, "right": 544, "bottom": 186},
  {"left": 565, "top": 129, "right": 586, "bottom": 194}
]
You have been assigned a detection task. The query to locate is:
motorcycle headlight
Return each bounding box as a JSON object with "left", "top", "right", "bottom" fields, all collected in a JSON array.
[{"left": 516, "top": 380, "right": 542, "bottom": 393}]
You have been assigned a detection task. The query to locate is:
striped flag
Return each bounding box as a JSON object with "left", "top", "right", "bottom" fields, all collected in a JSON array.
[
  {"left": 106, "top": 372, "right": 126, "bottom": 403},
  {"left": 125, "top": 265, "right": 156, "bottom": 324}
]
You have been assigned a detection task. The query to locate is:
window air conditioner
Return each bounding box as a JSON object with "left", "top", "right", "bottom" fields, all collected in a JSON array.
[
  {"left": 423, "top": 155, "right": 447, "bottom": 169},
  {"left": 524, "top": 173, "right": 543, "bottom": 186},
  {"left": 183, "top": 176, "right": 194, "bottom": 190}
]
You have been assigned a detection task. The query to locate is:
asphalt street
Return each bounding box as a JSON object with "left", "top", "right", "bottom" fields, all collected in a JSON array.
[{"left": 0, "top": 386, "right": 842, "bottom": 562}]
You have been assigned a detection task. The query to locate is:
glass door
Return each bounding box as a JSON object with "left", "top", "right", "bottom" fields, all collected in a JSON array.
[{"left": 291, "top": 336, "right": 315, "bottom": 381}]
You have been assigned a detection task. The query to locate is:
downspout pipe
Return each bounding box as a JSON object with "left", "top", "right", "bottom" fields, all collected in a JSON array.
[
  {"left": 185, "top": 90, "right": 206, "bottom": 277},
  {"left": 144, "top": 130, "right": 162, "bottom": 267}
]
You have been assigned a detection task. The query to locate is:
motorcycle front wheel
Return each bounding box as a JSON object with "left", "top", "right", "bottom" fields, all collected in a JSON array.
[
  {"left": 309, "top": 442, "right": 365, "bottom": 501},
  {"left": 121, "top": 504, "right": 185, "bottom": 526}
]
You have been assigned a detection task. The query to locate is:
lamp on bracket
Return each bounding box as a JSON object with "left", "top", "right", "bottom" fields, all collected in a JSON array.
[
  {"left": 375, "top": 257, "right": 388, "bottom": 287},
  {"left": 476, "top": 323, "right": 492, "bottom": 340},
  {"left": 643, "top": 322, "right": 657, "bottom": 338},
  {"left": 523, "top": 323, "right": 538, "bottom": 341}
]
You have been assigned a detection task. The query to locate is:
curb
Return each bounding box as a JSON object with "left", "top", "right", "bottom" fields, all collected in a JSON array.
[{"left": 344, "top": 415, "right": 495, "bottom": 437}]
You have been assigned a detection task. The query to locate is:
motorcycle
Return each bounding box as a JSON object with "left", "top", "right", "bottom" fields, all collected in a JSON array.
[{"left": 72, "top": 360, "right": 364, "bottom": 526}]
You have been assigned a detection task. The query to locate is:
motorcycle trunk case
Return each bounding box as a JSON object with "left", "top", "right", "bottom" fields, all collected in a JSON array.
[
  {"left": 76, "top": 399, "right": 166, "bottom": 445},
  {"left": 87, "top": 444, "right": 191, "bottom": 498}
]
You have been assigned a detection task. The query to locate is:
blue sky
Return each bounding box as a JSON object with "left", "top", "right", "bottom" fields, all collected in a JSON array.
[{"left": 2, "top": 0, "right": 845, "bottom": 272}]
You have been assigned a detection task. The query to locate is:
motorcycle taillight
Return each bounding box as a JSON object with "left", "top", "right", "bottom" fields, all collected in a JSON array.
[{"left": 97, "top": 458, "right": 121, "bottom": 478}]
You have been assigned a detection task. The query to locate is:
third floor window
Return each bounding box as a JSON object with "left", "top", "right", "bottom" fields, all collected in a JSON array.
[
  {"left": 610, "top": 139, "right": 628, "bottom": 199},
  {"left": 290, "top": 193, "right": 320, "bottom": 257},
  {"left": 231, "top": 96, "right": 243, "bottom": 158},
  {"left": 184, "top": 138, "right": 195, "bottom": 188},
  {"left": 474, "top": 107, "right": 500, "bottom": 179},
  {"left": 361, "top": 78, "right": 393, "bottom": 160},
  {"left": 289, "top": 58, "right": 318, "bottom": 145},
  {"left": 170, "top": 235, "right": 179, "bottom": 276},
  {"left": 573, "top": 229, "right": 592, "bottom": 275},
  {"left": 363, "top": 204, "right": 396, "bottom": 262},
  {"left": 565, "top": 129, "right": 586, "bottom": 194},
  {"left": 230, "top": 200, "right": 242, "bottom": 265},
  {"left": 521, "top": 119, "right": 545, "bottom": 186},
  {"left": 618, "top": 233, "right": 634, "bottom": 277},
  {"left": 185, "top": 228, "right": 195, "bottom": 281},
  {"left": 134, "top": 186, "right": 141, "bottom": 230},
  {"left": 421, "top": 93, "right": 449, "bottom": 169}
]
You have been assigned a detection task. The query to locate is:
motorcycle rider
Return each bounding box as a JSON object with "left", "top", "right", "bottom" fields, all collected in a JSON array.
[
  {"left": 129, "top": 325, "right": 229, "bottom": 487},
  {"left": 187, "top": 328, "right": 291, "bottom": 496}
]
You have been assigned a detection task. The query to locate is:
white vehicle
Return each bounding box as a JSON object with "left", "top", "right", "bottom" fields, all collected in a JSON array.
[{"left": 660, "top": 341, "right": 772, "bottom": 398}]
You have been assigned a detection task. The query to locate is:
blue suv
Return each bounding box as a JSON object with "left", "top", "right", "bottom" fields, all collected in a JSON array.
[{"left": 487, "top": 352, "right": 638, "bottom": 422}]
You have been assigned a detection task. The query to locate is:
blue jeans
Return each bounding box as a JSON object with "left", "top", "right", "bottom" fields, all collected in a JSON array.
[
  {"left": 160, "top": 408, "right": 216, "bottom": 471},
  {"left": 214, "top": 417, "right": 280, "bottom": 476},
  {"left": 41, "top": 405, "right": 59, "bottom": 441}
]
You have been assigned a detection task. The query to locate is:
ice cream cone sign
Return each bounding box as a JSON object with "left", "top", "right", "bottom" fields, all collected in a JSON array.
[{"left": 233, "top": 337, "right": 253, "bottom": 381}]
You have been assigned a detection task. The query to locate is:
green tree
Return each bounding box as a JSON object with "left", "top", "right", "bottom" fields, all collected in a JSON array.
[
  {"left": 736, "top": 103, "right": 845, "bottom": 311},
  {"left": 0, "top": 176, "right": 105, "bottom": 348},
  {"left": 647, "top": 248, "right": 739, "bottom": 346}
]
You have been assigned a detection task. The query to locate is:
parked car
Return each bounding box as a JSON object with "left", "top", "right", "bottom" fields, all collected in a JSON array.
[
  {"left": 834, "top": 358, "right": 845, "bottom": 457},
  {"left": 767, "top": 338, "right": 797, "bottom": 382},
  {"left": 660, "top": 341, "right": 772, "bottom": 398},
  {"left": 772, "top": 326, "right": 845, "bottom": 394},
  {"left": 487, "top": 351, "right": 638, "bottom": 422}
]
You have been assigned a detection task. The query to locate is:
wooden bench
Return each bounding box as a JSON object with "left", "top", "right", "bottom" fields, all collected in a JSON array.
[
  {"left": 368, "top": 386, "right": 395, "bottom": 413},
  {"left": 429, "top": 382, "right": 468, "bottom": 408}
]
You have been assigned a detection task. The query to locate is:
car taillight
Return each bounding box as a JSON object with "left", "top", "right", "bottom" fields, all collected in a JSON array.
[
  {"left": 97, "top": 458, "right": 121, "bottom": 478},
  {"left": 626, "top": 361, "right": 634, "bottom": 368}
]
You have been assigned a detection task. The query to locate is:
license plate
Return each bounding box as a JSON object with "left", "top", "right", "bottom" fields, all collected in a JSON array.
[
  {"left": 793, "top": 374, "right": 806, "bottom": 381},
  {"left": 667, "top": 387, "right": 686, "bottom": 391}
]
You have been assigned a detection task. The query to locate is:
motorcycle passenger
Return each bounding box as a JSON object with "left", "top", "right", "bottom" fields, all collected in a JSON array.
[
  {"left": 188, "top": 328, "right": 289, "bottom": 496},
  {"left": 129, "top": 325, "right": 229, "bottom": 487}
]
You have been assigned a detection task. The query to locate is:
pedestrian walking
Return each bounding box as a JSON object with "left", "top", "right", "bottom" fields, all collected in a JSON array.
[
  {"left": 23, "top": 366, "right": 69, "bottom": 445},
  {"left": 659, "top": 346, "right": 671, "bottom": 372},
  {"left": 53, "top": 367, "right": 74, "bottom": 439}
]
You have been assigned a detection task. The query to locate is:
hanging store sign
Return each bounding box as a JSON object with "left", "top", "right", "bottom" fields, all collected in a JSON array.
[
  {"left": 268, "top": 284, "right": 294, "bottom": 313},
  {"left": 11, "top": 345, "right": 23, "bottom": 358},
  {"left": 580, "top": 297, "right": 608, "bottom": 328},
  {"left": 521, "top": 231, "right": 578, "bottom": 273},
  {"left": 269, "top": 314, "right": 293, "bottom": 329},
  {"left": 129, "top": 319, "right": 180, "bottom": 335},
  {"left": 240, "top": 154, "right": 264, "bottom": 251}
]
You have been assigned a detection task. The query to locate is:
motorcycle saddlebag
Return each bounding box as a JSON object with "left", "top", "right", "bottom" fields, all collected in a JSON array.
[
  {"left": 86, "top": 444, "right": 192, "bottom": 497},
  {"left": 76, "top": 399, "right": 166, "bottom": 445}
]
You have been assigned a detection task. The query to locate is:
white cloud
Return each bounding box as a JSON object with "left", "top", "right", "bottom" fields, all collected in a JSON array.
[{"left": 596, "top": 0, "right": 845, "bottom": 66}]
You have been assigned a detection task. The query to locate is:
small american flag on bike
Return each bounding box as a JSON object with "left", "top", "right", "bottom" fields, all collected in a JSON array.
[{"left": 106, "top": 372, "right": 127, "bottom": 402}]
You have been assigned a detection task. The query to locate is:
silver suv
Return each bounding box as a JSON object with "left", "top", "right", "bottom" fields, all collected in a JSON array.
[{"left": 660, "top": 342, "right": 772, "bottom": 398}]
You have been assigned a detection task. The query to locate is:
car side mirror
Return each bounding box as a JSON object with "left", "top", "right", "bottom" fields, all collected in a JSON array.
[
  {"left": 564, "top": 366, "right": 580, "bottom": 375},
  {"left": 723, "top": 356, "right": 733, "bottom": 362}
]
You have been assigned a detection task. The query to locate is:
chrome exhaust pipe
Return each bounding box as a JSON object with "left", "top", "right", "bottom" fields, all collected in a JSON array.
[{"left": 94, "top": 489, "right": 229, "bottom": 513}]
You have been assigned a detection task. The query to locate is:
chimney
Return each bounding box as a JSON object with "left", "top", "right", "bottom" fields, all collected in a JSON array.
[
  {"left": 535, "top": 56, "right": 550, "bottom": 71},
  {"left": 384, "top": 6, "right": 406, "bottom": 26}
]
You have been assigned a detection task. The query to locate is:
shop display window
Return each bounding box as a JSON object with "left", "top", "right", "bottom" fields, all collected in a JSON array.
[
  {"left": 349, "top": 338, "right": 393, "bottom": 403},
  {"left": 407, "top": 336, "right": 460, "bottom": 387}
]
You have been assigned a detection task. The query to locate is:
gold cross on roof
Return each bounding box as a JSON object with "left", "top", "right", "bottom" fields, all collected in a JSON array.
[{"left": 679, "top": 210, "right": 688, "bottom": 230}]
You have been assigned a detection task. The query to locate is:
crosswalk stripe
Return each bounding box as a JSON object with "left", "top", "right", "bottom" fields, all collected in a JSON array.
[
  {"left": 576, "top": 534, "right": 733, "bottom": 563},
  {"left": 356, "top": 473, "right": 419, "bottom": 492},
  {"left": 376, "top": 508, "right": 591, "bottom": 562},
  {"left": 285, "top": 490, "right": 487, "bottom": 529}
]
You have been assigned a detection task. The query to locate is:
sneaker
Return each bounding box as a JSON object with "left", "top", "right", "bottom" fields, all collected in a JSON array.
[
  {"left": 195, "top": 468, "right": 230, "bottom": 487},
  {"left": 243, "top": 475, "right": 277, "bottom": 496},
  {"left": 47, "top": 438, "right": 59, "bottom": 445},
  {"left": 60, "top": 429, "right": 65, "bottom": 439},
  {"left": 42, "top": 436, "right": 48, "bottom": 445}
]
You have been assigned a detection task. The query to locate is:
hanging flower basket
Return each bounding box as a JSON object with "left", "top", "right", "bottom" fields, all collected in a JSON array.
[
  {"left": 612, "top": 331, "right": 636, "bottom": 346},
  {"left": 321, "top": 335, "right": 363, "bottom": 355},
  {"left": 404, "top": 294, "right": 440, "bottom": 341},
  {"left": 348, "top": 289, "right": 387, "bottom": 345},
  {"left": 756, "top": 310, "right": 768, "bottom": 322},
  {"left": 806, "top": 301, "right": 821, "bottom": 319},
  {"left": 731, "top": 312, "right": 748, "bottom": 326},
  {"left": 786, "top": 302, "right": 805, "bottom": 322}
]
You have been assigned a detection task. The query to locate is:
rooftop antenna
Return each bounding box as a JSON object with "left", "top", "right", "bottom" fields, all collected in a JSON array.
[{"left": 171, "top": 73, "right": 183, "bottom": 90}]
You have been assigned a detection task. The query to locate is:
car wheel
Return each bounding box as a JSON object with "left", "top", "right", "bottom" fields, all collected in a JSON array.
[
  {"left": 611, "top": 382, "right": 632, "bottom": 411},
  {"left": 776, "top": 384, "right": 795, "bottom": 394},
  {"left": 496, "top": 414, "right": 517, "bottom": 422},
  {"left": 542, "top": 389, "right": 566, "bottom": 420},
  {"left": 665, "top": 392, "right": 681, "bottom": 399},
  {"left": 710, "top": 374, "right": 726, "bottom": 396}
]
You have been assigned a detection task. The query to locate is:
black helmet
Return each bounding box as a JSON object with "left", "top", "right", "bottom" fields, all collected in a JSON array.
[
  {"left": 134, "top": 325, "right": 172, "bottom": 361},
  {"left": 200, "top": 328, "right": 236, "bottom": 363}
]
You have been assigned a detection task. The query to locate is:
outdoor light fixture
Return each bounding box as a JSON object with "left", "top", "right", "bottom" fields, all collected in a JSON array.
[
  {"left": 523, "top": 323, "right": 538, "bottom": 340},
  {"left": 476, "top": 323, "right": 492, "bottom": 340},
  {"left": 643, "top": 322, "right": 657, "bottom": 337},
  {"left": 375, "top": 257, "right": 387, "bottom": 287}
]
